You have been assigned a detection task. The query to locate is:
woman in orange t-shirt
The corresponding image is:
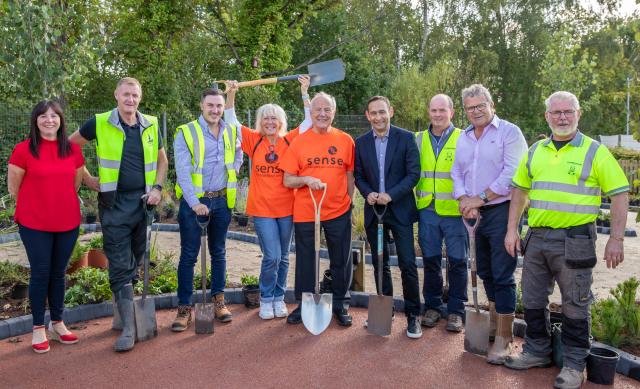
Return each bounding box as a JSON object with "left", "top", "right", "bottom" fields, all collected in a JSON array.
[{"left": 224, "top": 77, "right": 310, "bottom": 320}]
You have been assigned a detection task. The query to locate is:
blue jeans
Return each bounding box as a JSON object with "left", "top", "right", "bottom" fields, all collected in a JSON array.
[
  {"left": 253, "top": 216, "right": 293, "bottom": 303},
  {"left": 19, "top": 224, "right": 79, "bottom": 326},
  {"left": 177, "top": 197, "right": 231, "bottom": 306},
  {"left": 418, "top": 208, "right": 468, "bottom": 317}
]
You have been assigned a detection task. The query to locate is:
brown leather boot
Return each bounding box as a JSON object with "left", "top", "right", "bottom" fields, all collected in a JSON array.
[
  {"left": 489, "top": 301, "right": 497, "bottom": 342},
  {"left": 171, "top": 305, "right": 192, "bottom": 332},
  {"left": 487, "top": 312, "right": 514, "bottom": 365},
  {"left": 213, "top": 293, "right": 232, "bottom": 322}
]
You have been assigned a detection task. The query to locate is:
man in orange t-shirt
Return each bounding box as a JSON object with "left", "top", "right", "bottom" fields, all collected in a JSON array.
[{"left": 280, "top": 92, "right": 356, "bottom": 327}]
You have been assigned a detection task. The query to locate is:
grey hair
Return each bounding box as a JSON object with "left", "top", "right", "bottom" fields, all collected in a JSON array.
[
  {"left": 461, "top": 84, "right": 494, "bottom": 106},
  {"left": 311, "top": 92, "right": 337, "bottom": 111},
  {"left": 545, "top": 91, "right": 580, "bottom": 111},
  {"left": 430, "top": 94, "right": 454, "bottom": 110},
  {"left": 255, "top": 103, "right": 288, "bottom": 137}
]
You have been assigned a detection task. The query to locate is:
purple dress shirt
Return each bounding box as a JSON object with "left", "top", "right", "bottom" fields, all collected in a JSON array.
[{"left": 451, "top": 115, "right": 527, "bottom": 205}]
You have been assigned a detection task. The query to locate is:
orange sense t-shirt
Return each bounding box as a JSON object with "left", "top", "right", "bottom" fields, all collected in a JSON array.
[
  {"left": 242, "top": 125, "right": 299, "bottom": 218},
  {"left": 279, "top": 127, "right": 355, "bottom": 222}
]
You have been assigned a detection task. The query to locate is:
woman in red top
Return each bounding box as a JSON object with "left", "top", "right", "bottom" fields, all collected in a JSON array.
[
  {"left": 8, "top": 100, "right": 84, "bottom": 353},
  {"left": 224, "top": 77, "right": 310, "bottom": 320}
]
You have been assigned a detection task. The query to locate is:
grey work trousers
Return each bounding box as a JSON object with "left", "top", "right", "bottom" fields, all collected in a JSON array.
[
  {"left": 99, "top": 190, "right": 147, "bottom": 294},
  {"left": 520, "top": 224, "right": 596, "bottom": 371}
]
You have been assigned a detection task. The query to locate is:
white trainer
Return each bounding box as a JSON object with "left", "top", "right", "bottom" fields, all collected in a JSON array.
[
  {"left": 259, "top": 301, "right": 274, "bottom": 320},
  {"left": 274, "top": 301, "right": 288, "bottom": 318}
]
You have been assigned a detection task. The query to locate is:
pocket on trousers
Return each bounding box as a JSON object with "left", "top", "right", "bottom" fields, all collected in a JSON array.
[
  {"left": 572, "top": 272, "right": 593, "bottom": 307},
  {"left": 564, "top": 236, "right": 597, "bottom": 269},
  {"left": 521, "top": 228, "right": 532, "bottom": 256}
]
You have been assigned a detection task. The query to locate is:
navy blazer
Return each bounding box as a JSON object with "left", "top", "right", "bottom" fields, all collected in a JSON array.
[{"left": 354, "top": 125, "right": 420, "bottom": 228}]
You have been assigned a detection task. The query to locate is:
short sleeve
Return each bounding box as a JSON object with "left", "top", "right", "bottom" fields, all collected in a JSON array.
[
  {"left": 279, "top": 142, "right": 300, "bottom": 175},
  {"left": 511, "top": 148, "right": 531, "bottom": 191},
  {"left": 8, "top": 141, "right": 28, "bottom": 169},
  {"left": 594, "top": 146, "right": 629, "bottom": 196},
  {"left": 72, "top": 143, "right": 85, "bottom": 168},
  {"left": 79, "top": 116, "right": 97, "bottom": 141},
  {"left": 285, "top": 128, "right": 300, "bottom": 144}
]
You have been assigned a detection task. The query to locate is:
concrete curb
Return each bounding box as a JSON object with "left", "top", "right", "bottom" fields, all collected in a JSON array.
[{"left": 1, "top": 289, "right": 638, "bottom": 380}]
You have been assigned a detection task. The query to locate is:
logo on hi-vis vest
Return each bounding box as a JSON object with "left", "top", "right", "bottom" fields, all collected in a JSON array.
[
  {"left": 146, "top": 133, "right": 153, "bottom": 145},
  {"left": 567, "top": 161, "right": 582, "bottom": 176},
  {"left": 445, "top": 150, "right": 453, "bottom": 161}
]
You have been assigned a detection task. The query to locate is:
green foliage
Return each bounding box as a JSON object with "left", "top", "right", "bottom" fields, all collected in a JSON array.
[
  {"left": 609, "top": 146, "right": 640, "bottom": 161},
  {"left": 516, "top": 284, "right": 524, "bottom": 315},
  {"left": 591, "top": 277, "right": 640, "bottom": 348},
  {"left": 0, "top": 261, "right": 30, "bottom": 286},
  {"left": 64, "top": 267, "right": 111, "bottom": 307},
  {"left": 69, "top": 240, "right": 89, "bottom": 264},
  {"left": 0, "top": 194, "right": 17, "bottom": 233},
  {"left": 86, "top": 234, "right": 103, "bottom": 250},
  {"left": 241, "top": 273, "right": 259, "bottom": 287}
]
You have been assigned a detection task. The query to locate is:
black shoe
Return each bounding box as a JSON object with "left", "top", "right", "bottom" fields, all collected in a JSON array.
[
  {"left": 287, "top": 305, "right": 302, "bottom": 324},
  {"left": 333, "top": 308, "right": 352, "bottom": 327},
  {"left": 406, "top": 315, "right": 423, "bottom": 339}
]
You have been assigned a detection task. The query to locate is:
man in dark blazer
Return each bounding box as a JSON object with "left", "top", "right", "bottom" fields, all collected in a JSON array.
[{"left": 354, "top": 95, "right": 422, "bottom": 339}]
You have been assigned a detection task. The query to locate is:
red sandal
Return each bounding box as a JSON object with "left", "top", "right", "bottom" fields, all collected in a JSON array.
[
  {"left": 32, "top": 326, "right": 50, "bottom": 354},
  {"left": 48, "top": 321, "right": 79, "bottom": 345}
]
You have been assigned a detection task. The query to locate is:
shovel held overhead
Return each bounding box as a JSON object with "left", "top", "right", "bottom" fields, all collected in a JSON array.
[
  {"left": 367, "top": 204, "right": 393, "bottom": 336},
  {"left": 134, "top": 197, "right": 158, "bottom": 342},
  {"left": 195, "top": 209, "right": 215, "bottom": 334},
  {"left": 462, "top": 215, "right": 490, "bottom": 356},
  {"left": 302, "top": 185, "right": 332, "bottom": 336}
]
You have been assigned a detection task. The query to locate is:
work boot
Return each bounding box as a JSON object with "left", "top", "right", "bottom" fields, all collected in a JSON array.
[
  {"left": 487, "top": 312, "right": 514, "bottom": 365},
  {"left": 445, "top": 314, "right": 463, "bottom": 333},
  {"left": 287, "top": 305, "right": 302, "bottom": 324},
  {"left": 171, "top": 305, "right": 192, "bottom": 332},
  {"left": 213, "top": 293, "right": 232, "bottom": 323},
  {"left": 421, "top": 309, "right": 441, "bottom": 328},
  {"left": 554, "top": 367, "right": 584, "bottom": 389},
  {"left": 113, "top": 284, "right": 136, "bottom": 352},
  {"left": 505, "top": 351, "right": 552, "bottom": 370},
  {"left": 489, "top": 301, "right": 496, "bottom": 342},
  {"left": 112, "top": 296, "right": 123, "bottom": 331}
]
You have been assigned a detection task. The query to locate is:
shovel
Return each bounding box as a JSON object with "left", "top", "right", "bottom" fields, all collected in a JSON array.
[
  {"left": 134, "top": 197, "right": 158, "bottom": 342},
  {"left": 367, "top": 204, "right": 394, "bottom": 336},
  {"left": 194, "top": 210, "right": 215, "bottom": 334},
  {"left": 462, "top": 215, "right": 489, "bottom": 356},
  {"left": 302, "top": 185, "right": 332, "bottom": 336},
  {"left": 442, "top": 242, "right": 449, "bottom": 303},
  {"left": 215, "top": 58, "right": 345, "bottom": 89}
]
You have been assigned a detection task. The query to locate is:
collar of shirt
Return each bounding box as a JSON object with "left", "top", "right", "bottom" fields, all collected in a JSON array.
[
  {"left": 428, "top": 123, "right": 454, "bottom": 140},
  {"left": 117, "top": 113, "right": 141, "bottom": 130},
  {"left": 198, "top": 115, "right": 226, "bottom": 139},
  {"left": 371, "top": 128, "right": 390, "bottom": 141},
  {"left": 542, "top": 130, "right": 584, "bottom": 149},
  {"left": 464, "top": 114, "right": 500, "bottom": 135}
]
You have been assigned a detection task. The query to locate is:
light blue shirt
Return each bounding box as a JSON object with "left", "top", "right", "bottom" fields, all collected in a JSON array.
[
  {"left": 174, "top": 116, "right": 243, "bottom": 208},
  {"left": 373, "top": 129, "right": 389, "bottom": 193}
]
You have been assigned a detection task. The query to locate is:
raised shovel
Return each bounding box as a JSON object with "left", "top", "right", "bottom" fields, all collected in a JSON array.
[
  {"left": 367, "top": 204, "right": 393, "bottom": 336},
  {"left": 302, "top": 185, "right": 332, "bottom": 336},
  {"left": 194, "top": 210, "right": 215, "bottom": 334},
  {"left": 462, "top": 215, "right": 490, "bottom": 356},
  {"left": 134, "top": 197, "right": 158, "bottom": 342},
  {"left": 214, "top": 58, "right": 345, "bottom": 89}
]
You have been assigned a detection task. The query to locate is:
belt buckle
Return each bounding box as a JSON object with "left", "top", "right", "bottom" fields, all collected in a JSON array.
[{"left": 205, "top": 191, "right": 215, "bottom": 198}]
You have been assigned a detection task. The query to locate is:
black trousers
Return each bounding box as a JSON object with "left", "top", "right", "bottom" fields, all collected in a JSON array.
[
  {"left": 365, "top": 219, "right": 420, "bottom": 316},
  {"left": 99, "top": 190, "right": 147, "bottom": 294},
  {"left": 294, "top": 210, "right": 352, "bottom": 309}
]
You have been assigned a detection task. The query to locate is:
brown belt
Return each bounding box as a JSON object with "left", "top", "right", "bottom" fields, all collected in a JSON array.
[{"left": 203, "top": 189, "right": 226, "bottom": 198}]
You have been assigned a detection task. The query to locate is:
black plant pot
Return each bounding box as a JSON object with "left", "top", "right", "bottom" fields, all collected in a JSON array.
[
  {"left": 587, "top": 347, "right": 619, "bottom": 385},
  {"left": 242, "top": 285, "right": 260, "bottom": 308},
  {"left": 11, "top": 283, "right": 29, "bottom": 299},
  {"left": 237, "top": 214, "right": 249, "bottom": 227},
  {"left": 85, "top": 214, "right": 97, "bottom": 224}
]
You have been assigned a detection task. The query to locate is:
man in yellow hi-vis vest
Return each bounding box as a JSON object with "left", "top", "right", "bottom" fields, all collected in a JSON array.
[
  {"left": 416, "top": 94, "right": 467, "bottom": 333},
  {"left": 503, "top": 91, "right": 629, "bottom": 389},
  {"left": 70, "top": 77, "right": 168, "bottom": 352},
  {"left": 171, "top": 88, "right": 242, "bottom": 331}
]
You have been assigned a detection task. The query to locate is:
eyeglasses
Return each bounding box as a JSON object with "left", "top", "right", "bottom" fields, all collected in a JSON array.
[
  {"left": 548, "top": 110, "right": 576, "bottom": 118},
  {"left": 464, "top": 102, "right": 488, "bottom": 113}
]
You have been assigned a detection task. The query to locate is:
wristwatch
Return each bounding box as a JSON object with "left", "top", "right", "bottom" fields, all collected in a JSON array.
[
  {"left": 479, "top": 191, "right": 489, "bottom": 204},
  {"left": 152, "top": 184, "right": 163, "bottom": 192}
]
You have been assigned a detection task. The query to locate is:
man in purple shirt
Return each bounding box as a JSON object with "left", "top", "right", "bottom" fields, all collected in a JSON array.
[{"left": 451, "top": 84, "right": 527, "bottom": 364}]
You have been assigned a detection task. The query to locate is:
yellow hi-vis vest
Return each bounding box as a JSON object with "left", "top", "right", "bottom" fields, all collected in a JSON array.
[
  {"left": 415, "top": 128, "right": 461, "bottom": 215},
  {"left": 95, "top": 109, "right": 159, "bottom": 193},
  {"left": 525, "top": 135, "right": 602, "bottom": 227},
  {"left": 174, "top": 120, "right": 237, "bottom": 208}
]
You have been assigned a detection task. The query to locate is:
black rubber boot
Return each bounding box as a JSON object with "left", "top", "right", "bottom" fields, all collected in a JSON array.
[{"left": 114, "top": 283, "right": 136, "bottom": 352}]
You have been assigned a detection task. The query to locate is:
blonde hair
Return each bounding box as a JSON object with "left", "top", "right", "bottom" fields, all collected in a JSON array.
[
  {"left": 255, "top": 104, "right": 288, "bottom": 137},
  {"left": 115, "top": 77, "right": 142, "bottom": 91}
]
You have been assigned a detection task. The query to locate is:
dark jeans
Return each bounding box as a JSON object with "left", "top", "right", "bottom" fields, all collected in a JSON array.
[
  {"left": 18, "top": 224, "right": 79, "bottom": 326},
  {"left": 177, "top": 197, "right": 231, "bottom": 306},
  {"left": 294, "top": 210, "right": 352, "bottom": 310},
  {"left": 99, "top": 190, "right": 147, "bottom": 294},
  {"left": 365, "top": 220, "right": 421, "bottom": 316},
  {"left": 476, "top": 202, "right": 517, "bottom": 314}
]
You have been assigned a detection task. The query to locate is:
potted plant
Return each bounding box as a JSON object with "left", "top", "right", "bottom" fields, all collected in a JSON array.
[
  {"left": 0, "top": 261, "right": 30, "bottom": 299},
  {"left": 241, "top": 273, "right": 260, "bottom": 308},
  {"left": 87, "top": 234, "right": 108, "bottom": 269},
  {"left": 66, "top": 240, "right": 89, "bottom": 275}
]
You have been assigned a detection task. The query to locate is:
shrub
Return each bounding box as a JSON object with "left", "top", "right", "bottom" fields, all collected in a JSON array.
[
  {"left": 68, "top": 240, "right": 89, "bottom": 265},
  {"left": 240, "top": 273, "right": 258, "bottom": 287},
  {"left": 591, "top": 277, "right": 640, "bottom": 348},
  {"left": 64, "top": 267, "right": 111, "bottom": 307},
  {"left": 0, "top": 261, "right": 29, "bottom": 287},
  {"left": 86, "top": 234, "right": 103, "bottom": 250}
]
